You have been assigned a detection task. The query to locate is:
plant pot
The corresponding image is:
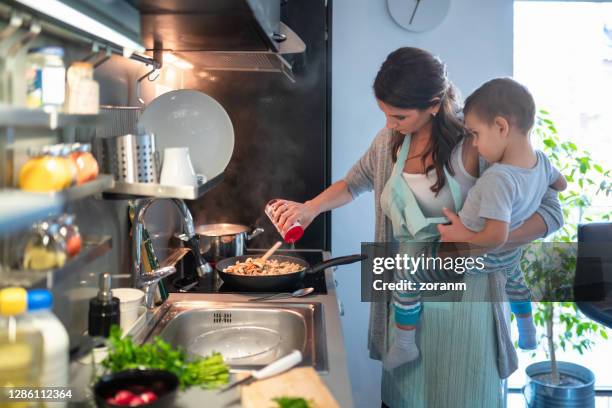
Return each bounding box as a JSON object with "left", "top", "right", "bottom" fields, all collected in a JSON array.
[{"left": 522, "top": 361, "right": 595, "bottom": 408}]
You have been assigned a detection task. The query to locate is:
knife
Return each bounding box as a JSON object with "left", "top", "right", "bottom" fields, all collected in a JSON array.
[{"left": 219, "top": 349, "right": 303, "bottom": 392}]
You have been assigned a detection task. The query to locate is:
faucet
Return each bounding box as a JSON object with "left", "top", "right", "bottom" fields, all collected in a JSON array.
[{"left": 132, "top": 198, "right": 213, "bottom": 308}]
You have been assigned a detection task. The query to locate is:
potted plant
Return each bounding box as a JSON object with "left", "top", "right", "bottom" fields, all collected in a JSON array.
[{"left": 519, "top": 110, "right": 610, "bottom": 407}]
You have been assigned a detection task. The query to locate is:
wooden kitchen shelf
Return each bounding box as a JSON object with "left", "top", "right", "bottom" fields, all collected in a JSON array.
[
  {"left": 0, "top": 235, "right": 112, "bottom": 289},
  {"left": 102, "top": 172, "right": 224, "bottom": 200},
  {"left": 0, "top": 175, "right": 115, "bottom": 235},
  {"left": 0, "top": 106, "right": 111, "bottom": 130}
]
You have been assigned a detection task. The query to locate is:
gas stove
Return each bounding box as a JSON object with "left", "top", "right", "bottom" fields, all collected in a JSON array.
[{"left": 166, "top": 249, "right": 328, "bottom": 295}]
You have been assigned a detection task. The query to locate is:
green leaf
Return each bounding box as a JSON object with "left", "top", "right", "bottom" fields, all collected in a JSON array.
[{"left": 543, "top": 139, "right": 557, "bottom": 148}]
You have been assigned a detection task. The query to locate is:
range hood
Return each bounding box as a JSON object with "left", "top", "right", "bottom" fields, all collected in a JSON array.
[{"left": 130, "top": 0, "right": 306, "bottom": 82}]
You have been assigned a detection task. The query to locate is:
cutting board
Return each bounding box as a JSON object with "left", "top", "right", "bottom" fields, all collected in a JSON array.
[{"left": 241, "top": 367, "right": 340, "bottom": 408}]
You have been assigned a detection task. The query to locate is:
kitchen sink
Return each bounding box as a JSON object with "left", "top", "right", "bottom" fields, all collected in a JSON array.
[{"left": 130, "top": 299, "right": 328, "bottom": 372}]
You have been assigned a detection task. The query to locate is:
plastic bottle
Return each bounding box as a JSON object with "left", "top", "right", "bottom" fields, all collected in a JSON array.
[
  {"left": 26, "top": 289, "right": 69, "bottom": 397},
  {"left": 0, "top": 287, "right": 44, "bottom": 405}
]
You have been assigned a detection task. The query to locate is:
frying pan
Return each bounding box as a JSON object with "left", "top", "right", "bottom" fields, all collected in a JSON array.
[{"left": 215, "top": 254, "right": 367, "bottom": 291}]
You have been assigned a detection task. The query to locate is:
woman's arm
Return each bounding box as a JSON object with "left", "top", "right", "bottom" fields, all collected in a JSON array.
[
  {"left": 507, "top": 213, "right": 547, "bottom": 244},
  {"left": 508, "top": 187, "right": 564, "bottom": 243},
  {"left": 274, "top": 131, "right": 382, "bottom": 232},
  {"left": 274, "top": 180, "right": 354, "bottom": 231}
]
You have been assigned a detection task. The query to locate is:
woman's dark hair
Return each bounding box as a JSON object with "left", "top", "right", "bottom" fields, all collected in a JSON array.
[
  {"left": 463, "top": 77, "right": 535, "bottom": 133},
  {"left": 373, "top": 47, "right": 466, "bottom": 194}
]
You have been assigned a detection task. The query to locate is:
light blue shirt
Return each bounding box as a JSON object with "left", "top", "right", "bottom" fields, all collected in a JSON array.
[{"left": 459, "top": 150, "right": 561, "bottom": 232}]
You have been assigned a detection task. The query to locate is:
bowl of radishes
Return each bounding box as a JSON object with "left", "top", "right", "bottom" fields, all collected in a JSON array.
[{"left": 93, "top": 369, "right": 179, "bottom": 407}]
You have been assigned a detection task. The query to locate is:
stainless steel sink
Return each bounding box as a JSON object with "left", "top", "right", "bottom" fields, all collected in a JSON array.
[{"left": 130, "top": 299, "right": 328, "bottom": 372}]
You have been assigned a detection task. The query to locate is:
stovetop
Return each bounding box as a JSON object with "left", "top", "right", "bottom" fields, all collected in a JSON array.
[{"left": 166, "top": 249, "right": 328, "bottom": 295}]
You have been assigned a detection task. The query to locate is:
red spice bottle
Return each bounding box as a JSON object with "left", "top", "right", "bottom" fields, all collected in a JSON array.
[{"left": 265, "top": 199, "right": 304, "bottom": 244}]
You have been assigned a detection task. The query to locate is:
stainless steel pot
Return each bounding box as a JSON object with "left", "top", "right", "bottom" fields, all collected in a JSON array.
[{"left": 195, "top": 223, "right": 264, "bottom": 261}]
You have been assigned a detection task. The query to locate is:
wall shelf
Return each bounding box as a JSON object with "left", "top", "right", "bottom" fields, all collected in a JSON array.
[
  {"left": 52, "top": 174, "right": 115, "bottom": 202},
  {"left": 0, "top": 175, "right": 115, "bottom": 235},
  {"left": 0, "top": 191, "right": 62, "bottom": 235},
  {"left": 102, "top": 173, "right": 224, "bottom": 200},
  {"left": 0, "top": 235, "right": 112, "bottom": 289},
  {"left": 0, "top": 106, "right": 111, "bottom": 130}
]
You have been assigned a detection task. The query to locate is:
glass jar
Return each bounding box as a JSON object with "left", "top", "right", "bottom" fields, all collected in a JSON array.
[
  {"left": 23, "top": 221, "right": 67, "bottom": 271},
  {"left": 25, "top": 46, "right": 66, "bottom": 110},
  {"left": 19, "top": 145, "right": 73, "bottom": 192},
  {"left": 65, "top": 62, "right": 99, "bottom": 114},
  {"left": 70, "top": 143, "right": 99, "bottom": 185},
  {"left": 58, "top": 214, "right": 82, "bottom": 258}
]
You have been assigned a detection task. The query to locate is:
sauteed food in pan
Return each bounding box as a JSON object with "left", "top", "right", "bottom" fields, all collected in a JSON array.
[{"left": 223, "top": 257, "right": 303, "bottom": 276}]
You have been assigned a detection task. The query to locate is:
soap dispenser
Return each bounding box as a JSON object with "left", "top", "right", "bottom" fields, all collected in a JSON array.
[{"left": 88, "top": 273, "right": 120, "bottom": 337}]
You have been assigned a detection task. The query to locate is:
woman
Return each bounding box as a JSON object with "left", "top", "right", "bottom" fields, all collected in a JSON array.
[{"left": 270, "top": 48, "right": 562, "bottom": 408}]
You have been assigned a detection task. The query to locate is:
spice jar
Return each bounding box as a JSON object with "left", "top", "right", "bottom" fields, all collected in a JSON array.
[
  {"left": 65, "top": 62, "right": 99, "bottom": 114},
  {"left": 19, "top": 146, "right": 73, "bottom": 192},
  {"left": 25, "top": 47, "right": 66, "bottom": 110},
  {"left": 58, "top": 214, "right": 82, "bottom": 258},
  {"left": 23, "top": 221, "right": 67, "bottom": 270},
  {"left": 265, "top": 199, "right": 304, "bottom": 244},
  {"left": 69, "top": 143, "right": 99, "bottom": 185}
]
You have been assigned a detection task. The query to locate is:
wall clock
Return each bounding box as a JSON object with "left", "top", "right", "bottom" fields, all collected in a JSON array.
[{"left": 387, "top": 0, "right": 451, "bottom": 32}]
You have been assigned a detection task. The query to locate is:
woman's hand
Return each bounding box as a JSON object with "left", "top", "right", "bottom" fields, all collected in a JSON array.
[
  {"left": 437, "top": 208, "right": 475, "bottom": 242},
  {"left": 270, "top": 199, "right": 320, "bottom": 232}
]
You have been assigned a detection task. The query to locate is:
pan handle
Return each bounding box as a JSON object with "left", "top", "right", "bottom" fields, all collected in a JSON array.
[
  {"left": 247, "top": 227, "right": 265, "bottom": 241},
  {"left": 307, "top": 254, "right": 368, "bottom": 275}
]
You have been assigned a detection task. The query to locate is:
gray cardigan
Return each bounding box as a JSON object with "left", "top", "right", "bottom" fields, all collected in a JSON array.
[{"left": 343, "top": 128, "right": 563, "bottom": 378}]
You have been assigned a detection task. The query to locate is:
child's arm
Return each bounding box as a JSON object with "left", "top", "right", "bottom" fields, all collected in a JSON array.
[
  {"left": 550, "top": 174, "right": 567, "bottom": 192},
  {"left": 466, "top": 218, "right": 509, "bottom": 248},
  {"left": 438, "top": 209, "right": 509, "bottom": 248}
]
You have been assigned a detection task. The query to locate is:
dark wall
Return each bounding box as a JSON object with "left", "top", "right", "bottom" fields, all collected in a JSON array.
[{"left": 185, "top": 0, "right": 330, "bottom": 250}]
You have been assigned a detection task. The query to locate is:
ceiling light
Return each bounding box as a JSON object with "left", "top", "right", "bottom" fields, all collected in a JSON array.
[{"left": 15, "top": 0, "right": 145, "bottom": 55}]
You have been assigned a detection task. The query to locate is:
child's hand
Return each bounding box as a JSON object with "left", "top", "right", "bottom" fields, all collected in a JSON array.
[{"left": 437, "top": 208, "right": 475, "bottom": 242}]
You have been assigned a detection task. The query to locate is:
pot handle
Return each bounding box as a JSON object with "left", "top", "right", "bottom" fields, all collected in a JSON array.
[
  {"left": 307, "top": 254, "right": 368, "bottom": 275},
  {"left": 247, "top": 227, "right": 265, "bottom": 241}
]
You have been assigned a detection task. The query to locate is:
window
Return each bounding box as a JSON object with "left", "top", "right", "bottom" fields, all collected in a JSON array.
[
  {"left": 511, "top": 1, "right": 612, "bottom": 404},
  {"left": 515, "top": 0, "right": 612, "bottom": 216}
]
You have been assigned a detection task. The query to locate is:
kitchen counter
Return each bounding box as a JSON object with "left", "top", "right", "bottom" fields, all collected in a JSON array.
[{"left": 68, "top": 255, "right": 354, "bottom": 408}]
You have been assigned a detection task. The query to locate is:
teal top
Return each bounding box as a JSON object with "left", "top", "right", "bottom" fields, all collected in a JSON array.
[{"left": 380, "top": 133, "right": 463, "bottom": 243}]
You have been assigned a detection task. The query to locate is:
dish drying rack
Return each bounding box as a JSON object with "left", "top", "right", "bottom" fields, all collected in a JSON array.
[{"left": 95, "top": 105, "right": 224, "bottom": 200}]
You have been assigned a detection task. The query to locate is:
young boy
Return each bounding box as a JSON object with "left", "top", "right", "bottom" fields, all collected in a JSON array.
[{"left": 443, "top": 77, "right": 566, "bottom": 349}]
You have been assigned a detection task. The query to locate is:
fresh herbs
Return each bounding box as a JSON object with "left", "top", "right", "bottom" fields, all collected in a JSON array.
[
  {"left": 102, "top": 326, "right": 230, "bottom": 389},
  {"left": 273, "top": 397, "right": 314, "bottom": 408}
]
